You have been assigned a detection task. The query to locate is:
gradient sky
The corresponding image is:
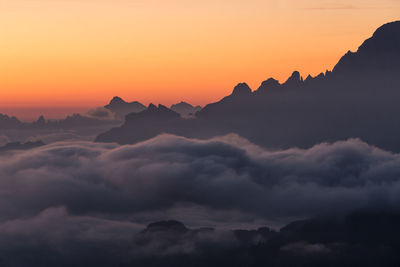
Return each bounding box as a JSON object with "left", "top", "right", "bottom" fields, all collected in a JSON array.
[{"left": 1, "top": 0, "right": 399, "bottom": 113}]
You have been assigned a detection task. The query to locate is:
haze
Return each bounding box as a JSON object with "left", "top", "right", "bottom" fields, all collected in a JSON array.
[{"left": 0, "top": 0, "right": 399, "bottom": 113}]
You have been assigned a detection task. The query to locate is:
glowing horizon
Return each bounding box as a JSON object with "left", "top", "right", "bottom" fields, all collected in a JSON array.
[{"left": 1, "top": 0, "right": 399, "bottom": 111}]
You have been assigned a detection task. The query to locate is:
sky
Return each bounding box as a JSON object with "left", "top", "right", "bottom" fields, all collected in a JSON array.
[{"left": 0, "top": 0, "right": 399, "bottom": 117}]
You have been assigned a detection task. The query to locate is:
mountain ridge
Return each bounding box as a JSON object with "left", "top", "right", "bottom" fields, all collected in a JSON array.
[
  {"left": 104, "top": 96, "right": 147, "bottom": 119},
  {"left": 96, "top": 21, "right": 400, "bottom": 151}
]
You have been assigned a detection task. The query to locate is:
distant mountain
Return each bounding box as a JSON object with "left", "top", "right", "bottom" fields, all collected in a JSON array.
[
  {"left": 0, "top": 113, "right": 120, "bottom": 130},
  {"left": 27, "top": 114, "right": 119, "bottom": 129},
  {"left": 0, "top": 114, "right": 22, "bottom": 128},
  {"left": 96, "top": 104, "right": 181, "bottom": 144},
  {"left": 127, "top": 212, "right": 400, "bottom": 267},
  {"left": 170, "top": 102, "right": 202, "bottom": 116},
  {"left": 0, "top": 112, "right": 122, "bottom": 145},
  {"left": 96, "top": 21, "right": 400, "bottom": 152},
  {"left": 104, "top": 96, "right": 146, "bottom": 119},
  {"left": 126, "top": 103, "right": 180, "bottom": 120}
]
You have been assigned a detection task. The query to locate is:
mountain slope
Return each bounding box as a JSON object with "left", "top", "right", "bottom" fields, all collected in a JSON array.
[
  {"left": 170, "top": 102, "right": 202, "bottom": 116},
  {"left": 104, "top": 96, "right": 146, "bottom": 119},
  {"left": 96, "top": 21, "right": 400, "bottom": 152},
  {"left": 333, "top": 21, "right": 400, "bottom": 74}
]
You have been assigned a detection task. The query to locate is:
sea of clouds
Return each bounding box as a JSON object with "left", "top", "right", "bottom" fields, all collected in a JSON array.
[{"left": 1, "top": 134, "right": 400, "bottom": 265}]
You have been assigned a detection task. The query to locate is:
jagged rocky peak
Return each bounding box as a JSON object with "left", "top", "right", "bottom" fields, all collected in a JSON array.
[
  {"left": 325, "top": 70, "right": 332, "bottom": 77},
  {"left": 144, "top": 103, "right": 176, "bottom": 113},
  {"left": 284, "top": 71, "right": 303, "bottom": 87},
  {"left": 170, "top": 102, "right": 202, "bottom": 116},
  {"left": 305, "top": 74, "right": 313, "bottom": 83},
  {"left": 104, "top": 96, "right": 146, "bottom": 119},
  {"left": 147, "top": 103, "right": 158, "bottom": 111},
  {"left": 290, "top": 70, "right": 301, "bottom": 80},
  {"left": 232, "top": 83, "right": 252, "bottom": 96},
  {"left": 125, "top": 103, "right": 180, "bottom": 121},
  {"left": 304, "top": 72, "right": 325, "bottom": 83},
  {"left": 262, "top": 78, "right": 280, "bottom": 87},
  {"left": 105, "top": 96, "right": 146, "bottom": 110},
  {"left": 157, "top": 104, "right": 170, "bottom": 111},
  {"left": 109, "top": 96, "right": 126, "bottom": 105},
  {"left": 36, "top": 115, "right": 46, "bottom": 124},
  {"left": 256, "top": 78, "right": 280, "bottom": 93},
  {"left": 171, "top": 101, "right": 193, "bottom": 109}
]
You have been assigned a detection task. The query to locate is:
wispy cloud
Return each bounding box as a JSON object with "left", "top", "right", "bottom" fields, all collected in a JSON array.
[
  {"left": 304, "top": 3, "right": 396, "bottom": 11},
  {"left": 305, "top": 4, "right": 359, "bottom": 10}
]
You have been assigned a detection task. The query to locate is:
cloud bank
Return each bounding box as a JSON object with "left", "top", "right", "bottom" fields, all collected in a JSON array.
[
  {"left": 2, "top": 134, "right": 400, "bottom": 223},
  {"left": 1, "top": 134, "right": 400, "bottom": 265}
]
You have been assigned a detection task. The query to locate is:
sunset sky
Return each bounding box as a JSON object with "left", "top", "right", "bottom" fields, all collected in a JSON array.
[{"left": 0, "top": 0, "right": 399, "bottom": 119}]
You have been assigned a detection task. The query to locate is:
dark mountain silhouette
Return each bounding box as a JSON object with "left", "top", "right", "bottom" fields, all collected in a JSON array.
[
  {"left": 0, "top": 113, "right": 121, "bottom": 144},
  {"left": 104, "top": 96, "right": 146, "bottom": 119},
  {"left": 35, "top": 115, "right": 46, "bottom": 125},
  {"left": 170, "top": 101, "right": 202, "bottom": 116},
  {"left": 125, "top": 211, "right": 400, "bottom": 267},
  {"left": 96, "top": 21, "right": 400, "bottom": 152},
  {"left": 333, "top": 20, "right": 400, "bottom": 74},
  {"left": 0, "top": 113, "right": 119, "bottom": 130},
  {"left": 22, "top": 114, "right": 120, "bottom": 129},
  {"left": 0, "top": 114, "right": 22, "bottom": 128},
  {"left": 1, "top": 209, "right": 398, "bottom": 266},
  {"left": 97, "top": 104, "right": 181, "bottom": 144}
]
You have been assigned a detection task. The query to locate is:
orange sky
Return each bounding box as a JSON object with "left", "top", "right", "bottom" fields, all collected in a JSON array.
[{"left": 0, "top": 0, "right": 399, "bottom": 112}]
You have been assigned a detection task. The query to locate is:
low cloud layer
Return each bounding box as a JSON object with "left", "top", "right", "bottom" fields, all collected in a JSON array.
[
  {"left": 1, "top": 134, "right": 400, "bottom": 265},
  {"left": 85, "top": 107, "right": 116, "bottom": 120},
  {"left": 2, "top": 134, "right": 400, "bottom": 223}
]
